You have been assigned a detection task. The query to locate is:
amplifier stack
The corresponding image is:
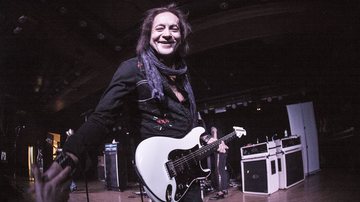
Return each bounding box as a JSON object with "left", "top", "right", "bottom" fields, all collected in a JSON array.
[
  {"left": 240, "top": 141, "right": 279, "bottom": 195},
  {"left": 275, "top": 136, "right": 304, "bottom": 189}
]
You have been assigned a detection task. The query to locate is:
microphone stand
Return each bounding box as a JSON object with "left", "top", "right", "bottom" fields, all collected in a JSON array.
[
  {"left": 80, "top": 110, "right": 91, "bottom": 202},
  {"left": 13, "top": 126, "right": 24, "bottom": 180}
]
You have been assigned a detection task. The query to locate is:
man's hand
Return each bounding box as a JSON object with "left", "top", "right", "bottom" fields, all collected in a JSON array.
[
  {"left": 207, "top": 138, "right": 229, "bottom": 153},
  {"left": 31, "top": 161, "right": 72, "bottom": 202}
]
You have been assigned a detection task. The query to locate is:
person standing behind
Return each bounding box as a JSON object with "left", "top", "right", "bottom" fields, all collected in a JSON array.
[
  {"left": 31, "top": 3, "right": 228, "bottom": 202},
  {"left": 209, "top": 126, "right": 229, "bottom": 200}
]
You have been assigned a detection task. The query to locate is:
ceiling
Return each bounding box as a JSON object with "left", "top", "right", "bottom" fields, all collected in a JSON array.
[{"left": 1, "top": 0, "right": 359, "bottom": 127}]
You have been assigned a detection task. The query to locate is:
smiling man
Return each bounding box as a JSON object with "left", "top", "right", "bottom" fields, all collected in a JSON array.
[{"left": 32, "top": 3, "right": 227, "bottom": 202}]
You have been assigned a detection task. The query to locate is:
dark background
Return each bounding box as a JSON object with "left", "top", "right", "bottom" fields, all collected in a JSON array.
[{"left": 1, "top": 0, "right": 359, "bottom": 180}]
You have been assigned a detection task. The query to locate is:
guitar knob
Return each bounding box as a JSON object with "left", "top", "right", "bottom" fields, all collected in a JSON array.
[
  {"left": 166, "top": 185, "right": 172, "bottom": 202},
  {"left": 178, "top": 184, "right": 184, "bottom": 190}
]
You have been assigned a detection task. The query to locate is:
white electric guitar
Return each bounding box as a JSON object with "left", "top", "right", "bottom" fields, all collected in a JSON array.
[{"left": 135, "top": 126, "right": 246, "bottom": 202}]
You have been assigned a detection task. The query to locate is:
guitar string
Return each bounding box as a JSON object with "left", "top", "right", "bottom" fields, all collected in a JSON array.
[
  {"left": 171, "top": 131, "right": 237, "bottom": 169},
  {"left": 171, "top": 128, "right": 245, "bottom": 169},
  {"left": 171, "top": 132, "right": 235, "bottom": 170}
]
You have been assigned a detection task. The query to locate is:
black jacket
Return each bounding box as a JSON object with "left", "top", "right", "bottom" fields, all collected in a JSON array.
[{"left": 63, "top": 57, "right": 195, "bottom": 160}]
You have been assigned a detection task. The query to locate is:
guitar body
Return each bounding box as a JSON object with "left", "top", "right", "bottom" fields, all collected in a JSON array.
[
  {"left": 135, "top": 126, "right": 246, "bottom": 202},
  {"left": 135, "top": 127, "right": 210, "bottom": 202}
]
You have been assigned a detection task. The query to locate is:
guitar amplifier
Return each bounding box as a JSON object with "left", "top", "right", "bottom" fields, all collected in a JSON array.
[
  {"left": 104, "top": 143, "right": 128, "bottom": 191},
  {"left": 241, "top": 154, "right": 279, "bottom": 195},
  {"left": 276, "top": 136, "right": 302, "bottom": 153},
  {"left": 276, "top": 138, "right": 304, "bottom": 189},
  {"left": 241, "top": 141, "right": 277, "bottom": 160},
  {"left": 240, "top": 141, "right": 279, "bottom": 195}
]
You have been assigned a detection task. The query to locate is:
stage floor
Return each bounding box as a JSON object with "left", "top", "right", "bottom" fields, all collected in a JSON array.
[{"left": 4, "top": 168, "right": 360, "bottom": 202}]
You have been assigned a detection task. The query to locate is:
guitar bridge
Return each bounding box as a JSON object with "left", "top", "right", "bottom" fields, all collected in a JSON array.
[{"left": 165, "top": 161, "right": 177, "bottom": 178}]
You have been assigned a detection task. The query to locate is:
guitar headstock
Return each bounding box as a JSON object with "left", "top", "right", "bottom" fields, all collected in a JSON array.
[{"left": 233, "top": 126, "right": 246, "bottom": 138}]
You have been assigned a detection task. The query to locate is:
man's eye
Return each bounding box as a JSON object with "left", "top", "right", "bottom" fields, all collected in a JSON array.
[
  {"left": 155, "top": 26, "right": 165, "bottom": 31},
  {"left": 171, "top": 26, "right": 180, "bottom": 31}
]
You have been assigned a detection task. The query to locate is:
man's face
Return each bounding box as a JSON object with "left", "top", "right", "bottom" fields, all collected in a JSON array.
[{"left": 150, "top": 12, "right": 181, "bottom": 57}]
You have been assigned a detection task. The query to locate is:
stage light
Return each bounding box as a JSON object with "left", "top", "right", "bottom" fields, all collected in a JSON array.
[
  {"left": 256, "top": 103, "right": 261, "bottom": 111},
  {"left": 215, "top": 107, "right": 226, "bottom": 114},
  {"left": 114, "top": 45, "right": 122, "bottom": 52},
  {"left": 219, "top": 1, "right": 229, "bottom": 10},
  {"left": 18, "top": 15, "right": 37, "bottom": 24},
  {"left": 97, "top": 33, "right": 105, "bottom": 40},
  {"left": 59, "top": 7, "right": 68, "bottom": 15},
  {"left": 78, "top": 20, "right": 88, "bottom": 28},
  {"left": 36, "top": 76, "right": 43, "bottom": 85},
  {"left": 18, "top": 15, "right": 28, "bottom": 24},
  {"left": 13, "top": 26, "right": 23, "bottom": 34}
]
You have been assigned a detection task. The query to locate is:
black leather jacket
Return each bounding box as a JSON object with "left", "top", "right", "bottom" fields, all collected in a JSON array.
[{"left": 63, "top": 57, "right": 196, "bottom": 160}]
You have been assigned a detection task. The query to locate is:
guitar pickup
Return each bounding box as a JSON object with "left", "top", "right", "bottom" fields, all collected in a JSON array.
[{"left": 165, "top": 161, "right": 177, "bottom": 178}]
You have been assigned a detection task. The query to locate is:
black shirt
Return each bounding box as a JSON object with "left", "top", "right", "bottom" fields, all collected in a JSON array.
[{"left": 63, "top": 57, "right": 196, "bottom": 159}]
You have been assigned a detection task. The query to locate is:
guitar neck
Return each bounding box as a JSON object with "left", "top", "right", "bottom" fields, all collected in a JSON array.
[{"left": 194, "top": 131, "right": 237, "bottom": 161}]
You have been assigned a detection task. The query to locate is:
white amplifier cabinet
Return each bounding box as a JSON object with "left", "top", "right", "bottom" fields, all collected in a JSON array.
[
  {"left": 241, "top": 141, "right": 277, "bottom": 160},
  {"left": 276, "top": 136, "right": 302, "bottom": 153},
  {"left": 241, "top": 141, "right": 279, "bottom": 195},
  {"left": 276, "top": 136, "right": 304, "bottom": 189}
]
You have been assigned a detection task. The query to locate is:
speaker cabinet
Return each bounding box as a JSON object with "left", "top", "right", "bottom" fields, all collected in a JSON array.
[
  {"left": 277, "top": 149, "right": 304, "bottom": 189},
  {"left": 241, "top": 155, "right": 279, "bottom": 195},
  {"left": 104, "top": 143, "right": 127, "bottom": 191}
]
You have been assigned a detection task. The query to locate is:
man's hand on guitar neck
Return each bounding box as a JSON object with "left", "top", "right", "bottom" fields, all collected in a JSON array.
[{"left": 207, "top": 138, "right": 229, "bottom": 153}]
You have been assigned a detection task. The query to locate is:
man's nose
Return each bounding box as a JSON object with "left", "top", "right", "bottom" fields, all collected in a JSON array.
[{"left": 162, "top": 28, "right": 171, "bottom": 38}]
